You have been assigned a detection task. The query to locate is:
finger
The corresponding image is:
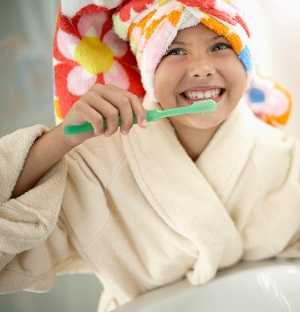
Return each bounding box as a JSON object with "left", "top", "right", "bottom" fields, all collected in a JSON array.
[
  {"left": 94, "top": 84, "right": 146, "bottom": 129},
  {"left": 84, "top": 91, "right": 120, "bottom": 136},
  {"left": 92, "top": 85, "right": 135, "bottom": 134},
  {"left": 78, "top": 101, "right": 105, "bottom": 136},
  {"left": 129, "top": 93, "right": 147, "bottom": 128},
  {"left": 103, "top": 106, "right": 120, "bottom": 136},
  {"left": 115, "top": 97, "right": 134, "bottom": 134}
]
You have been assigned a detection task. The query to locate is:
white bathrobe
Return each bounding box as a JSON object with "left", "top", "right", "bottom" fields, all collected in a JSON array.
[{"left": 1, "top": 100, "right": 300, "bottom": 312}]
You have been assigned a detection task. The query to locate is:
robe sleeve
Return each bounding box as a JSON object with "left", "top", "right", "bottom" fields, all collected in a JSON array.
[
  {"left": 0, "top": 125, "right": 91, "bottom": 293},
  {"left": 275, "top": 138, "right": 300, "bottom": 258},
  {"left": 240, "top": 133, "right": 300, "bottom": 261}
]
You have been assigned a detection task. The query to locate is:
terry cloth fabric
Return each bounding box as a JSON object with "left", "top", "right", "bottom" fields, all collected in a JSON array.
[
  {"left": 53, "top": 0, "right": 292, "bottom": 127},
  {"left": 2, "top": 98, "right": 300, "bottom": 312}
]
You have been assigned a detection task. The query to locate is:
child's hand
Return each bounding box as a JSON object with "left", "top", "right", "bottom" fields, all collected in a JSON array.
[{"left": 62, "top": 84, "right": 147, "bottom": 147}]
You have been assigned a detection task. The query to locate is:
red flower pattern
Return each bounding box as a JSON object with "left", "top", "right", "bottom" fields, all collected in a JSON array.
[
  {"left": 178, "top": 0, "right": 249, "bottom": 36},
  {"left": 53, "top": 5, "right": 145, "bottom": 121},
  {"left": 118, "top": 0, "right": 155, "bottom": 22}
]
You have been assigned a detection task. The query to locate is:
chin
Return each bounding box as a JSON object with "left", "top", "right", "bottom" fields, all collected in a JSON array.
[{"left": 171, "top": 113, "right": 224, "bottom": 130}]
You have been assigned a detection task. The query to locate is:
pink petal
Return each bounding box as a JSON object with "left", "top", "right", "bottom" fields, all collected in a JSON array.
[
  {"left": 103, "top": 30, "right": 128, "bottom": 57},
  {"left": 104, "top": 61, "right": 129, "bottom": 90},
  {"left": 67, "top": 66, "right": 97, "bottom": 96},
  {"left": 61, "top": 0, "right": 123, "bottom": 17},
  {"left": 57, "top": 29, "right": 80, "bottom": 60},
  {"left": 78, "top": 12, "right": 107, "bottom": 38}
]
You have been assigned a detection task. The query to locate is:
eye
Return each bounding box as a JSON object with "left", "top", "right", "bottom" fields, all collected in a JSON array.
[
  {"left": 164, "top": 47, "right": 186, "bottom": 56},
  {"left": 211, "top": 42, "right": 232, "bottom": 52}
]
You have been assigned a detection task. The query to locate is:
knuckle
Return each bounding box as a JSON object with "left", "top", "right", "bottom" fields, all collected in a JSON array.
[
  {"left": 72, "top": 102, "right": 86, "bottom": 115},
  {"left": 106, "top": 109, "right": 119, "bottom": 119},
  {"left": 88, "top": 90, "right": 98, "bottom": 99},
  {"left": 122, "top": 122, "right": 132, "bottom": 131},
  {"left": 105, "top": 118, "right": 119, "bottom": 134},
  {"left": 105, "top": 126, "right": 118, "bottom": 135},
  {"left": 91, "top": 118, "right": 104, "bottom": 130},
  {"left": 123, "top": 113, "right": 134, "bottom": 126},
  {"left": 103, "top": 84, "right": 116, "bottom": 92},
  {"left": 123, "top": 97, "right": 132, "bottom": 106},
  {"left": 93, "top": 83, "right": 104, "bottom": 91},
  {"left": 91, "top": 115, "right": 103, "bottom": 124},
  {"left": 75, "top": 99, "right": 85, "bottom": 109},
  {"left": 131, "top": 93, "right": 140, "bottom": 101},
  {"left": 130, "top": 92, "right": 140, "bottom": 101}
]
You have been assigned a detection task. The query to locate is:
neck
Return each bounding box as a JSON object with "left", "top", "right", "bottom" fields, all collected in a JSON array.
[{"left": 171, "top": 122, "right": 220, "bottom": 162}]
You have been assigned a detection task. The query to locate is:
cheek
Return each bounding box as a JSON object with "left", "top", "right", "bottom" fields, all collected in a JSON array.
[
  {"left": 224, "top": 61, "right": 247, "bottom": 94},
  {"left": 154, "top": 61, "right": 182, "bottom": 97},
  {"left": 154, "top": 68, "right": 164, "bottom": 96}
]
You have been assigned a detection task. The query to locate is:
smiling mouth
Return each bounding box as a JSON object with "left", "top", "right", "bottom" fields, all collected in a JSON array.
[{"left": 179, "top": 88, "right": 226, "bottom": 105}]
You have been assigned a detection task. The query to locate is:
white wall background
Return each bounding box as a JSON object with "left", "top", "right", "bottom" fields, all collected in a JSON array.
[
  {"left": 0, "top": 0, "right": 57, "bottom": 136},
  {"left": 261, "top": 0, "right": 300, "bottom": 138},
  {"left": 242, "top": 0, "right": 300, "bottom": 138}
]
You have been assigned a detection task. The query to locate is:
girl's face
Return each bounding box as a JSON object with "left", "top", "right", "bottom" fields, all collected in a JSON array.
[{"left": 154, "top": 23, "right": 248, "bottom": 130}]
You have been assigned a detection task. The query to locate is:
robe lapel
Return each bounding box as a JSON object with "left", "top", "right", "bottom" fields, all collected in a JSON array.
[
  {"left": 195, "top": 100, "right": 256, "bottom": 203},
  {"left": 121, "top": 100, "right": 255, "bottom": 285}
]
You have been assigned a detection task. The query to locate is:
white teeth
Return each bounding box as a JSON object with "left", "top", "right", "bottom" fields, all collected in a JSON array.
[{"left": 184, "top": 88, "right": 222, "bottom": 100}]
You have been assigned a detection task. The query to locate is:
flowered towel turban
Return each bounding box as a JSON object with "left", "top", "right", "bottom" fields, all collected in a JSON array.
[
  {"left": 53, "top": 0, "right": 292, "bottom": 127},
  {"left": 113, "top": 0, "right": 252, "bottom": 104}
]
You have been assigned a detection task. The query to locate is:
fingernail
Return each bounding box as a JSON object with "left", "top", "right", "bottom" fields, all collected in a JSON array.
[
  {"left": 93, "top": 126, "right": 98, "bottom": 135},
  {"left": 141, "top": 119, "right": 147, "bottom": 128}
]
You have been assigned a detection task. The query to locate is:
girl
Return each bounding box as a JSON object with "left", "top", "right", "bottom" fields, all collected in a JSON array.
[{"left": 0, "top": 1, "right": 298, "bottom": 312}]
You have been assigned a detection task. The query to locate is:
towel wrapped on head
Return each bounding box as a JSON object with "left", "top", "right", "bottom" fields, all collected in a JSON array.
[
  {"left": 112, "top": 0, "right": 253, "bottom": 104},
  {"left": 53, "top": 0, "right": 292, "bottom": 127}
]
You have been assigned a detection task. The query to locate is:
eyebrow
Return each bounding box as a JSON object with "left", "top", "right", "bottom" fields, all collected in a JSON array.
[{"left": 172, "top": 35, "right": 223, "bottom": 45}]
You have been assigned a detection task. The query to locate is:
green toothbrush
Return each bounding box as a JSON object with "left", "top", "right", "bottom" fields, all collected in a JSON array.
[{"left": 64, "top": 99, "right": 217, "bottom": 135}]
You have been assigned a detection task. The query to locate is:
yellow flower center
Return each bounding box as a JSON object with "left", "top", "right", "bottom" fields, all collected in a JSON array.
[
  {"left": 159, "top": 0, "right": 171, "bottom": 6},
  {"left": 74, "top": 37, "right": 114, "bottom": 75}
]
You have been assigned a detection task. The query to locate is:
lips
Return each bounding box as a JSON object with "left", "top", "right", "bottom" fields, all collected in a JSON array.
[
  {"left": 179, "top": 88, "right": 226, "bottom": 105},
  {"left": 182, "top": 86, "right": 224, "bottom": 92}
]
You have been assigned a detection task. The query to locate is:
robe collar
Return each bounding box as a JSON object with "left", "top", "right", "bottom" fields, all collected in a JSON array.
[{"left": 120, "top": 99, "right": 256, "bottom": 285}]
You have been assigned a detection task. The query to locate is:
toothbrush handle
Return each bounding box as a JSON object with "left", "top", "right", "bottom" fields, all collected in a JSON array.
[
  {"left": 64, "top": 100, "right": 216, "bottom": 135},
  {"left": 64, "top": 114, "right": 139, "bottom": 135}
]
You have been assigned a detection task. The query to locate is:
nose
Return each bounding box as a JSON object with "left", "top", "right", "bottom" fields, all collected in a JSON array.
[{"left": 188, "top": 60, "right": 216, "bottom": 79}]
